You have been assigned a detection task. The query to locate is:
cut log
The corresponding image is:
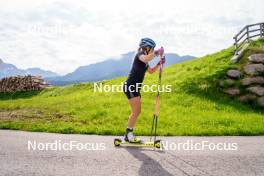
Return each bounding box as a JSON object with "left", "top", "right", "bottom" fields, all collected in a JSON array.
[{"left": 0, "top": 75, "right": 48, "bottom": 93}]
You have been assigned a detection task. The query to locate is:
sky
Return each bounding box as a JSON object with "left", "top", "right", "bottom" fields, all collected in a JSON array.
[{"left": 0, "top": 0, "right": 263, "bottom": 75}]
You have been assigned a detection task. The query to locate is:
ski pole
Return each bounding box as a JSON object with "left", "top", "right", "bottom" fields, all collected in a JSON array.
[{"left": 150, "top": 47, "right": 164, "bottom": 142}]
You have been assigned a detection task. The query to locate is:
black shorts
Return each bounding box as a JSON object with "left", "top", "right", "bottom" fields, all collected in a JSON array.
[{"left": 123, "top": 84, "right": 141, "bottom": 99}]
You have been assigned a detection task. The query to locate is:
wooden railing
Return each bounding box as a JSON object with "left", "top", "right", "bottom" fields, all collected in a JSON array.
[{"left": 233, "top": 22, "right": 264, "bottom": 55}]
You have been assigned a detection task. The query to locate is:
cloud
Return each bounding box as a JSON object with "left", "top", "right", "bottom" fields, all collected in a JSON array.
[{"left": 0, "top": 0, "right": 263, "bottom": 74}]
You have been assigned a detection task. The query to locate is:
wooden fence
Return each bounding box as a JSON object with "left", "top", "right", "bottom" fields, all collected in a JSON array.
[{"left": 233, "top": 22, "right": 264, "bottom": 55}]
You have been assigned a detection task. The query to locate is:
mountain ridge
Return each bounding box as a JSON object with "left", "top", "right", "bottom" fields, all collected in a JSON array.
[
  {"left": 0, "top": 51, "right": 195, "bottom": 85},
  {"left": 46, "top": 52, "right": 195, "bottom": 85},
  {"left": 0, "top": 58, "right": 59, "bottom": 79}
]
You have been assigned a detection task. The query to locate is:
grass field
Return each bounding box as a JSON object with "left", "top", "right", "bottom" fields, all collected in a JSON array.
[{"left": 0, "top": 38, "right": 264, "bottom": 136}]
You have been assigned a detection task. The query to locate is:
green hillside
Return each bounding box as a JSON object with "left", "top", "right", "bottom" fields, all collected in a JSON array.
[{"left": 1, "top": 38, "right": 264, "bottom": 136}]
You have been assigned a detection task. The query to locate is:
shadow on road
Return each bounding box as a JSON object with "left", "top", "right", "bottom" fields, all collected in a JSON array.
[{"left": 125, "top": 148, "right": 173, "bottom": 176}]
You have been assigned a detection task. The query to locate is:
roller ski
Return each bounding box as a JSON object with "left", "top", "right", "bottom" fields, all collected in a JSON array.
[
  {"left": 114, "top": 138, "right": 161, "bottom": 149},
  {"left": 114, "top": 128, "right": 161, "bottom": 149}
]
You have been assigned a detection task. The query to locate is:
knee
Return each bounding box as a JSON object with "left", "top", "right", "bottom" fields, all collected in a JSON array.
[{"left": 132, "top": 108, "right": 141, "bottom": 116}]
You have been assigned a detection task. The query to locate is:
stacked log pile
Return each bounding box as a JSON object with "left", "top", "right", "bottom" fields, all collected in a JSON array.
[{"left": 0, "top": 75, "right": 48, "bottom": 93}]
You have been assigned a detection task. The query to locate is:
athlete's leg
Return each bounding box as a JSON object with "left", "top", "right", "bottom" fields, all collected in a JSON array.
[
  {"left": 124, "top": 96, "right": 141, "bottom": 142},
  {"left": 127, "top": 96, "right": 141, "bottom": 128}
]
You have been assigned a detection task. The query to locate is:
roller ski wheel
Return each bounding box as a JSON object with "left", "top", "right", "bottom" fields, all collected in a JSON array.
[
  {"left": 114, "top": 138, "right": 122, "bottom": 147},
  {"left": 154, "top": 140, "right": 161, "bottom": 149}
]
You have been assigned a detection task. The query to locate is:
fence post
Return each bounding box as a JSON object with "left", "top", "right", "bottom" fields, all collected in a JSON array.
[
  {"left": 234, "top": 36, "right": 238, "bottom": 55},
  {"left": 246, "top": 26, "right": 250, "bottom": 42},
  {"left": 260, "top": 23, "right": 264, "bottom": 37}
]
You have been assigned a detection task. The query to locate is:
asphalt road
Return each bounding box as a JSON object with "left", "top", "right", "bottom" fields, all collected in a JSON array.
[{"left": 0, "top": 130, "right": 264, "bottom": 176}]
